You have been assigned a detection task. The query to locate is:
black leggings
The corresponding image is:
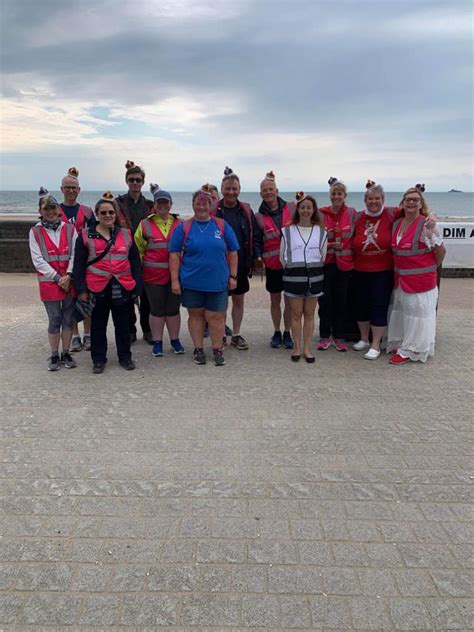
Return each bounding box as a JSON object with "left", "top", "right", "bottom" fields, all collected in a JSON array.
[
  {"left": 91, "top": 283, "right": 132, "bottom": 364},
  {"left": 318, "top": 264, "right": 352, "bottom": 339}
]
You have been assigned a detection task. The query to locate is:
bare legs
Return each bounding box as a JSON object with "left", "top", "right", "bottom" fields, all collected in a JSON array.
[
  {"left": 270, "top": 292, "right": 291, "bottom": 331},
  {"left": 231, "top": 294, "right": 244, "bottom": 336},
  {"left": 149, "top": 314, "right": 181, "bottom": 342},
  {"left": 188, "top": 308, "right": 224, "bottom": 350},
  {"left": 289, "top": 297, "right": 317, "bottom": 358}
]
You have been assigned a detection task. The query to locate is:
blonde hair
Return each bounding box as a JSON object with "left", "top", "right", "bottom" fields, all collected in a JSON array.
[{"left": 399, "top": 187, "right": 430, "bottom": 217}]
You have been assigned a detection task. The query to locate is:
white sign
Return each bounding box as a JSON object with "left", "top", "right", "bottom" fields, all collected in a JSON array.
[{"left": 438, "top": 222, "right": 474, "bottom": 268}]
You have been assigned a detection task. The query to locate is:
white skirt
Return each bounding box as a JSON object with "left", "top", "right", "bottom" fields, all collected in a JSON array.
[{"left": 387, "top": 286, "right": 438, "bottom": 363}]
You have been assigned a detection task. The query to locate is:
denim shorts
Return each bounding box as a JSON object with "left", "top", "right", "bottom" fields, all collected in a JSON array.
[{"left": 181, "top": 288, "right": 228, "bottom": 312}]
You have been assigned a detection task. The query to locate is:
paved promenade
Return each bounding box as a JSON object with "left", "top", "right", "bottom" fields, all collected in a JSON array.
[{"left": 0, "top": 274, "right": 473, "bottom": 630}]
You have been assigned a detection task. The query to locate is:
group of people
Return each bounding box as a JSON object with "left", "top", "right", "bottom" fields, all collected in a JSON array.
[{"left": 29, "top": 162, "right": 446, "bottom": 372}]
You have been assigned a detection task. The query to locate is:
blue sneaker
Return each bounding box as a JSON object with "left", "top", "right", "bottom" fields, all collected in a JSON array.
[
  {"left": 152, "top": 341, "right": 163, "bottom": 357},
  {"left": 170, "top": 339, "right": 185, "bottom": 354},
  {"left": 282, "top": 330, "right": 294, "bottom": 350},
  {"left": 270, "top": 331, "right": 282, "bottom": 348}
]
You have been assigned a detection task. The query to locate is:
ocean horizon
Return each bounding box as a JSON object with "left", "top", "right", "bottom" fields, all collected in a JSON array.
[{"left": 1, "top": 190, "right": 473, "bottom": 218}]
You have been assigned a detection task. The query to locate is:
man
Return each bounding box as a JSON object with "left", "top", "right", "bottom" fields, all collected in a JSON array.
[
  {"left": 215, "top": 167, "right": 257, "bottom": 350},
  {"left": 116, "top": 160, "right": 153, "bottom": 344},
  {"left": 59, "top": 167, "right": 93, "bottom": 352},
  {"left": 254, "top": 171, "right": 294, "bottom": 349}
]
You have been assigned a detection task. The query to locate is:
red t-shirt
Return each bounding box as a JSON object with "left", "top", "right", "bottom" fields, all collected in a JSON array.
[{"left": 353, "top": 207, "right": 400, "bottom": 272}]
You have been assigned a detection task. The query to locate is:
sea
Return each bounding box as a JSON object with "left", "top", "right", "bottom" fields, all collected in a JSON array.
[{"left": 1, "top": 190, "right": 473, "bottom": 218}]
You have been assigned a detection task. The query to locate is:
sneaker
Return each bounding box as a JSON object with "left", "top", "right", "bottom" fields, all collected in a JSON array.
[
  {"left": 270, "top": 331, "right": 282, "bottom": 348},
  {"left": 82, "top": 334, "right": 91, "bottom": 351},
  {"left": 203, "top": 323, "right": 210, "bottom": 338},
  {"left": 170, "top": 339, "right": 185, "bottom": 354},
  {"left": 193, "top": 348, "right": 207, "bottom": 365},
  {"left": 47, "top": 354, "right": 61, "bottom": 371},
  {"left": 120, "top": 360, "right": 135, "bottom": 370},
  {"left": 317, "top": 337, "right": 332, "bottom": 351},
  {"left": 364, "top": 348, "right": 381, "bottom": 361},
  {"left": 70, "top": 336, "right": 82, "bottom": 352},
  {"left": 353, "top": 340, "right": 370, "bottom": 351},
  {"left": 282, "top": 330, "right": 294, "bottom": 350},
  {"left": 61, "top": 352, "right": 77, "bottom": 369},
  {"left": 152, "top": 341, "right": 163, "bottom": 357},
  {"left": 92, "top": 363, "right": 105, "bottom": 374},
  {"left": 333, "top": 338, "right": 349, "bottom": 352},
  {"left": 231, "top": 334, "right": 249, "bottom": 350},
  {"left": 213, "top": 347, "right": 226, "bottom": 366},
  {"left": 389, "top": 353, "right": 410, "bottom": 365},
  {"left": 143, "top": 331, "right": 153, "bottom": 345},
  {"left": 225, "top": 324, "right": 233, "bottom": 337}
]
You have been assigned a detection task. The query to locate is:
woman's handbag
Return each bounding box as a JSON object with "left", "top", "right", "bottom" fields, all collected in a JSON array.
[{"left": 73, "top": 294, "right": 96, "bottom": 322}]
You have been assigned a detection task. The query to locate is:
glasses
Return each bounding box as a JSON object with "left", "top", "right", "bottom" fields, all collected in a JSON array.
[
  {"left": 63, "top": 186, "right": 78, "bottom": 190},
  {"left": 404, "top": 197, "right": 421, "bottom": 203},
  {"left": 99, "top": 211, "right": 116, "bottom": 216},
  {"left": 128, "top": 178, "right": 143, "bottom": 184}
]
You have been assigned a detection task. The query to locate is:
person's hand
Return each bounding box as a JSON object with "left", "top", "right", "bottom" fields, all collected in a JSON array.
[
  {"left": 425, "top": 213, "right": 437, "bottom": 230},
  {"left": 228, "top": 277, "right": 237, "bottom": 291},
  {"left": 58, "top": 275, "right": 71, "bottom": 291},
  {"left": 171, "top": 281, "right": 181, "bottom": 295},
  {"left": 78, "top": 291, "right": 89, "bottom": 301}
]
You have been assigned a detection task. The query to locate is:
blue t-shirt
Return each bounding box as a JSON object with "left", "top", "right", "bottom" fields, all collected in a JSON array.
[{"left": 169, "top": 218, "right": 239, "bottom": 292}]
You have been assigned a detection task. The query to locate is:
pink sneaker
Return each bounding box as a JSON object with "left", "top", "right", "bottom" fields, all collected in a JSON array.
[
  {"left": 333, "top": 338, "right": 349, "bottom": 352},
  {"left": 317, "top": 337, "right": 332, "bottom": 351}
]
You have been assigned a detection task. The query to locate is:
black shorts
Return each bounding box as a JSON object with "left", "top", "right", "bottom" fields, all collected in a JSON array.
[
  {"left": 145, "top": 282, "right": 181, "bottom": 317},
  {"left": 229, "top": 271, "right": 250, "bottom": 296},
  {"left": 265, "top": 268, "right": 284, "bottom": 294},
  {"left": 354, "top": 270, "right": 394, "bottom": 327}
]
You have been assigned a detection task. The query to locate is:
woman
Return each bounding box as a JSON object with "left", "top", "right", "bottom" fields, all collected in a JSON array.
[
  {"left": 352, "top": 181, "right": 399, "bottom": 360},
  {"left": 73, "top": 192, "right": 142, "bottom": 373},
  {"left": 169, "top": 185, "right": 239, "bottom": 366},
  {"left": 29, "top": 193, "right": 77, "bottom": 371},
  {"left": 387, "top": 186, "right": 445, "bottom": 364},
  {"left": 317, "top": 178, "right": 357, "bottom": 351},
  {"left": 280, "top": 192, "right": 326, "bottom": 362},
  {"left": 134, "top": 184, "right": 184, "bottom": 358}
]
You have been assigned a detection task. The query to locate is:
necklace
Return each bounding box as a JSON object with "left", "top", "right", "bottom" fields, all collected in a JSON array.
[{"left": 196, "top": 220, "right": 210, "bottom": 234}]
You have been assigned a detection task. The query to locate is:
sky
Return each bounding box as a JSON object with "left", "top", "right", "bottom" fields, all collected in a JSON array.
[{"left": 1, "top": 0, "right": 473, "bottom": 191}]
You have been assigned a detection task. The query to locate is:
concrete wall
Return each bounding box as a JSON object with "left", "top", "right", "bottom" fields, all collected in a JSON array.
[{"left": 0, "top": 215, "right": 473, "bottom": 277}]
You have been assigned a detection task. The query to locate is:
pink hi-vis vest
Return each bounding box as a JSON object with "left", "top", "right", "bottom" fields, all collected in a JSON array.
[
  {"left": 255, "top": 203, "right": 295, "bottom": 270},
  {"left": 31, "top": 223, "right": 75, "bottom": 301},
  {"left": 60, "top": 204, "right": 93, "bottom": 233},
  {"left": 140, "top": 215, "right": 181, "bottom": 285},
  {"left": 82, "top": 228, "right": 136, "bottom": 292},
  {"left": 392, "top": 216, "right": 438, "bottom": 293},
  {"left": 320, "top": 205, "right": 357, "bottom": 271}
]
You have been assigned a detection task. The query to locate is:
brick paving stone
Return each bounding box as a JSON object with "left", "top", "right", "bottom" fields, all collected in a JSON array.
[{"left": 1, "top": 275, "right": 473, "bottom": 630}]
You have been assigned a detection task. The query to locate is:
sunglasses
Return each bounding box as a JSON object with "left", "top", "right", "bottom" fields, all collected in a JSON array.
[
  {"left": 128, "top": 178, "right": 143, "bottom": 184},
  {"left": 99, "top": 211, "right": 116, "bottom": 216}
]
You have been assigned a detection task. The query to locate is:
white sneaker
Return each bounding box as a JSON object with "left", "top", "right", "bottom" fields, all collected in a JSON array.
[
  {"left": 364, "top": 348, "right": 381, "bottom": 360},
  {"left": 353, "top": 340, "right": 370, "bottom": 351}
]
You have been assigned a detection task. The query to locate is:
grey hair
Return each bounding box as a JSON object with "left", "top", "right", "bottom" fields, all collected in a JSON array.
[{"left": 364, "top": 184, "right": 385, "bottom": 201}]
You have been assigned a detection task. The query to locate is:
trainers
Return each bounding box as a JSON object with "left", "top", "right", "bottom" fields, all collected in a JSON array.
[
  {"left": 282, "top": 330, "right": 294, "bottom": 350},
  {"left": 270, "top": 330, "right": 282, "bottom": 348},
  {"left": 47, "top": 354, "right": 61, "bottom": 371},
  {"left": 70, "top": 336, "right": 82, "bottom": 352},
  {"left": 213, "top": 347, "right": 226, "bottom": 366},
  {"left": 120, "top": 360, "right": 135, "bottom": 370},
  {"left": 225, "top": 324, "right": 233, "bottom": 337},
  {"left": 152, "top": 341, "right": 163, "bottom": 357},
  {"left": 333, "top": 338, "right": 349, "bottom": 352},
  {"left": 364, "top": 348, "right": 381, "bottom": 360},
  {"left": 353, "top": 339, "right": 370, "bottom": 351},
  {"left": 317, "top": 337, "right": 332, "bottom": 351},
  {"left": 82, "top": 334, "right": 91, "bottom": 351},
  {"left": 170, "top": 339, "right": 185, "bottom": 354},
  {"left": 231, "top": 334, "right": 249, "bottom": 350},
  {"left": 203, "top": 323, "right": 210, "bottom": 338},
  {"left": 389, "top": 353, "right": 410, "bottom": 365},
  {"left": 61, "top": 352, "right": 77, "bottom": 369},
  {"left": 193, "top": 348, "right": 206, "bottom": 365},
  {"left": 92, "top": 363, "right": 105, "bottom": 374}
]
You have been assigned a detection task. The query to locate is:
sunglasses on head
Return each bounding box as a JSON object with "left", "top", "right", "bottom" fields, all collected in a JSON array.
[
  {"left": 128, "top": 177, "right": 143, "bottom": 184},
  {"left": 99, "top": 210, "right": 116, "bottom": 216}
]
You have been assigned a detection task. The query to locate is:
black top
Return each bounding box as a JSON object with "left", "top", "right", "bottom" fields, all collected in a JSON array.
[
  {"left": 216, "top": 200, "right": 257, "bottom": 274},
  {"left": 253, "top": 196, "right": 287, "bottom": 258},
  {"left": 73, "top": 225, "right": 143, "bottom": 295},
  {"left": 60, "top": 203, "right": 80, "bottom": 222},
  {"left": 116, "top": 193, "right": 153, "bottom": 234}
]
